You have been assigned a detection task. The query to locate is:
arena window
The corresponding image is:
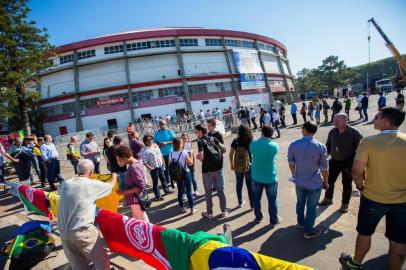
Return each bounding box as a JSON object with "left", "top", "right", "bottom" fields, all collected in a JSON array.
[
  {"left": 215, "top": 82, "right": 232, "bottom": 92},
  {"left": 224, "top": 39, "right": 255, "bottom": 49},
  {"left": 59, "top": 54, "right": 74, "bottom": 64},
  {"left": 77, "top": 49, "right": 96, "bottom": 60},
  {"left": 188, "top": 84, "right": 208, "bottom": 95},
  {"left": 179, "top": 39, "right": 198, "bottom": 47},
  {"left": 126, "top": 39, "right": 175, "bottom": 52},
  {"left": 132, "top": 90, "right": 154, "bottom": 102},
  {"left": 158, "top": 86, "right": 184, "bottom": 98},
  {"left": 104, "top": 45, "right": 124, "bottom": 54},
  {"left": 205, "top": 39, "right": 223, "bottom": 46}
]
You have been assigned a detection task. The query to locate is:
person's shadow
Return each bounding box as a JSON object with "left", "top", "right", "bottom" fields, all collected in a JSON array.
[{"left": 258, "top": 210, "right": 344, "bottom": 263}]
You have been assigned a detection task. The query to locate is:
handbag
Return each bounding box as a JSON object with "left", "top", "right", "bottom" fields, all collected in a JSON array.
[{"left": 137, "top": 190, "right": 151, "bottom": 211}]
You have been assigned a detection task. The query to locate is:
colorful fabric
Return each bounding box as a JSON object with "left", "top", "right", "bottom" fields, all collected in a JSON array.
[
  {"left": 97, "top": 209, "right": 314, "bottom": 270},
  {"left": 18, "top": 184, "right": 52, "bottom": 220},
  {"left": 48, "top": 192, "right": 60, "bottom": 218},
  {"left": 90, "top": 174, "right": 124, "bottom": 213},
  {"left": 97, "top": 209, "right": 171, "bottom": 270},
  {"left": 160, "top": 229, "right": 227, "bottom": 270},
  {"left": 11, "top": 220, "right": 51, "bottom": 240}
]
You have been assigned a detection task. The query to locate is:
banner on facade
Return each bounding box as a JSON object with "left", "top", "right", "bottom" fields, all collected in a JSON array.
[
  {"left": 232, "top": 49, "right": 265, "bottom": 90},
  {"left": 96, "top": 97, "right": 124, "bottom": 106}
]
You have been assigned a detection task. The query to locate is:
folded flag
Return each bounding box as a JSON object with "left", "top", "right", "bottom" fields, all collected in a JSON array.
[
  {"left": 18, "top": 184, "right": 52, "bottom": 220},
  {"left": 48, "top": 191, "right": 60, "bottom": 218},
  {"left": 97, "top": 209, "right": 314, "bottom": 270},
  {"left": 90, "top": 174, "right": 124, "bottom": 213},
  {"left": 97, "top": 209, "right": 171, "bottom": 270}
]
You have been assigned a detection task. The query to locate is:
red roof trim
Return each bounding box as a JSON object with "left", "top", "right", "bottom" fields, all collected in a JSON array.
[{"left": 56, "top": 28, "right": 287, "bottom": 55}]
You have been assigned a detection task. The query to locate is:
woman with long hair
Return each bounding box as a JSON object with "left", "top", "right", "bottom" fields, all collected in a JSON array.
[
  {"left": 116, "top": 145, "right": 149, "bottom": 222},
  {"left": 229, "top": 125, "right": 254, "bottom": 209},
  {"left": 181, "top": 133, "right": 199, "bottom": 196},
  {"left": 169, "top": 137, "right": 196, "bottom": 214}
]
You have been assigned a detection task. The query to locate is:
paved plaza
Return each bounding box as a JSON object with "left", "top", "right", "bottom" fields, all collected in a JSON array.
[{"left": 0, "top": 93, "right": 405, "bottom": 270}]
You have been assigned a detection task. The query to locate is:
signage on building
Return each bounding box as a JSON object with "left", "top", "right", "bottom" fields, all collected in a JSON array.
[
  {"left": 232, "top": 49, "right": 265, "bottom": 90},
  {"left": 96, "top": 97, "right": 124, "bottom": 106}
]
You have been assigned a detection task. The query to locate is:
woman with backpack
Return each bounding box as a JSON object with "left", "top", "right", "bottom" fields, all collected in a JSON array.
[
  {"left": 181, "top": 133, "right": 199, "bottom": 197},
  {"left": 229, "top": 125, "right": 254, "bottom": 209},
  {"left": 168, "top": 138, "right": 196, "bottom": 214}
]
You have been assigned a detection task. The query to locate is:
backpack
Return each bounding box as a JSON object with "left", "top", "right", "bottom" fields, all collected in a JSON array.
[
  {"left": 168, "top": 153, "right": 188, "bottom": 183},
  {"left": 233, "top": 145, "right": 250, "bottom": 173},
  {"left": 66, "top": 143, "right": 73, "bottom": 160},
  {"left": 202, "top": 137, "right": 223, "bottom": 172}
]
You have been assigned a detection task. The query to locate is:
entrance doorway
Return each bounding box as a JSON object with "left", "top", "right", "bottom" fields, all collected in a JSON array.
[
  {"left": 107, "top": 119, "right": 118, "bottom": 129},
  {"left": 59, "top": 126, "right": 68, "bottom": 135},
  {"left": 175, "top": 108, "right": 186, "bottom": 116},
  {"left": 141, "top": 114, "right": 152, "bottom": 120}
]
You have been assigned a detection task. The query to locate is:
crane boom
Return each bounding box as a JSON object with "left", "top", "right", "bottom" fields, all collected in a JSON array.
[{"left": 368, "top": 17, "right": 406, "bottom": 84}]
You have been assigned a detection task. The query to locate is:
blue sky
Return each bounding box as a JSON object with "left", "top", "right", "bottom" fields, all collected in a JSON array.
[{"left": 28, "top": 0, "right": 406, "bottom": 74}]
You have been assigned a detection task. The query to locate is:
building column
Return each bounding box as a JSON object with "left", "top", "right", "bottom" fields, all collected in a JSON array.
[
  {"left": 284, "top": 59, "right": 300, "bottom": 101},
  {"left": 275, "top": 53, "right": 294, "bottom": 102},
  {"left": 222, "top": 37, "right": 241, "bottom": 107},
  {"left": 73, "top": 50, "right": 84, "bottom": 131},
  {"left": 175, "top": 37, "right": 193, "bottom": 113},
  {"left": 255, "top": 41, "right": 275, "bottom": 104},
  {"left": 123, "top": 41, "right": 136, "bottom": 122}
]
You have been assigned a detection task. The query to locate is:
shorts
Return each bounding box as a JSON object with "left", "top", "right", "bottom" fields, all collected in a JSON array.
[{"left": 356, "top": 195, "right": 406, "bottom": 244}]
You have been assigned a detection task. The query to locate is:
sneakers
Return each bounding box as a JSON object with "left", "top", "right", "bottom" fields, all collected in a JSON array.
[
  {"left": 304, "top": 229, "right": 321, "bottom": 239},
  {"left": 270, "top": 216, "right": 282, "bottom": 228},
  {"left": 193, "top": 191, "right": 200, "bottom": 197},
  {"left": 221, "top": 209, "right": 229, "bottom": 218},
  {"left": 238, "top": 200, "right": 246, "bottom": 208},
  {"left": 164, "top": 190, "right": 174, "bottom": 195},
  {"left": 254, "top": 218, "right": 263, "bottom": 224},
  {"left": 318, "top": 198, "right": 333, "bottom": 206},
  {"left": 182, "top": 194, "right": 187, "bottom": 201},
  {"left": 202, "top": 211, "right": 213, "bottom": 219},
  {"left": 180, "top": 207, "right": 187, "bottom": 214},
  {"left": 296, "top": 224, "right": 304, "bottom": 229},
  {"left": 339, "top": 204, "right": 349, "bottom": 213},
  {"left": 339, "top": 253, "right": 363, "bottom": 270},
  {"left": 154, "top": 196, "right": 164, "bottom": 201},
  {"left": 190, "top": 208, "right": 197, "bottom": 214}
]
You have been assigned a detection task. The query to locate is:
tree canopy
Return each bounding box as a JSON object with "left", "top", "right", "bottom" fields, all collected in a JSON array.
[
  {"left": 294, "top": 55, "right": 358, "bottom": 93},
  {"left": 0, "top": 0, "right": 51, "bottom": 135}
]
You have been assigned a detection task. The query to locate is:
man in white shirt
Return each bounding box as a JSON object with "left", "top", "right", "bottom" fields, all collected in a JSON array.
[
  {"left": 250, "top": 108, "right": 258, "bottom": 130},
  {"left": 263, "top": 111, "right": 271, "bottom": 126},
  {"left": 272, "top": 109, "right": 281, "bottom": 138},
  {"left": 58, "top": 159, "right": 117, "bottom": 270}
]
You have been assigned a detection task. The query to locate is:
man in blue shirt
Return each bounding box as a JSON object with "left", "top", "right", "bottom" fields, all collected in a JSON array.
[
  {"left": 249, "top": 126, "right": 280, "bottom": 226},
  {"left": 287, "top": 121, "right": 329, "bottom": 238},
  {"left": 377, "top": 91, "right": 386, "bottom": 110},
  {"left": 40, "top": 134, "right": 64, "bottom": 190},
  {"left": 154, "top": 120, "right": 176, "bottom": 189},
  {"left": 290, "top": 103, "right": 298, "bottom": 125}
]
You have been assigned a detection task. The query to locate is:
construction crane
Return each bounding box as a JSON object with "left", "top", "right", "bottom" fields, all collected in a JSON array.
[{"left": 368, "top": 17, "right": 406, "bottom": 89}]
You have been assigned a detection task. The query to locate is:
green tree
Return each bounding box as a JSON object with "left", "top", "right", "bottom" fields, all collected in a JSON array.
[{"left": 0, "top": 0, "right": 51, "bottom": 135}]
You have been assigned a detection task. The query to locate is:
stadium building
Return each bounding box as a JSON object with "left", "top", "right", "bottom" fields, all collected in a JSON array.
[{"left": 39, "top": 27, "right": 297, "bottom": 136}]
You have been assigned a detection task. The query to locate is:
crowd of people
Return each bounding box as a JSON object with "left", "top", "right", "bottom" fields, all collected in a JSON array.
[{"left": 0, "top": 92, "right": 405, "bottom": 270}]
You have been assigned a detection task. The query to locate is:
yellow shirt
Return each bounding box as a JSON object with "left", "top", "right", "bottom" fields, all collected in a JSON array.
[{"left": 355, "top": 132, "right": 406, "bottom": 204}]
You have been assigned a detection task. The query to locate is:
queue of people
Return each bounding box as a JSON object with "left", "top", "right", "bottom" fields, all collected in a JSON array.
[{"left": 1, "top": 94, "right": 405, "bottom": 270}]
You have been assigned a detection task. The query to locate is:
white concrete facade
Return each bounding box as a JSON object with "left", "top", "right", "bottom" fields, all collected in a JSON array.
[{"left": 40, "top": 28, "right": 295, "bottom": 136}]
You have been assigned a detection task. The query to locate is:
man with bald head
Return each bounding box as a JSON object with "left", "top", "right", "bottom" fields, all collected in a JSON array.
[
  {"left": 58, "top": 159, "right": 117, "bottom": 270},
  {"left": 319, "top": 113, "right": 362, "bottom": 213}
]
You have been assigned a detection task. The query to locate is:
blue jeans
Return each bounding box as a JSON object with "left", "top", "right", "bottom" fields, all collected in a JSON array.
[
  {"left": 163, "top": 155, "right": 174, "bottom": 188},
  {"left": 150, "top": 167, "right": 170, "bottom": 198},
  {"left": 235, "top": 170, "right": 253, "bottom": 208},
  {"left": 177, "top": 171, "right": 194, "bottom": 209},
  {"left": 32, "top": 156, "right": 41, "bottom": 177},
  {"left": 0, "top": 165, "right": 4, "bottom": 182},
  {"left": 295, "top": 185, "right": 322, "bottom": 233},
  {"left": 188, "top": 165, "right": 198, "bottom": 192},
  {"left": 70, "top": 160, "right": 78, "bottom": 175},
  {"left": 116, "top": 171, "right": 126, "bottom": 191},
  {"left": 252, "top": 180, "right": 279, "bottom": 224},
  {"left": 362, "top": 107, "right": 368, "bottom": 121}
]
